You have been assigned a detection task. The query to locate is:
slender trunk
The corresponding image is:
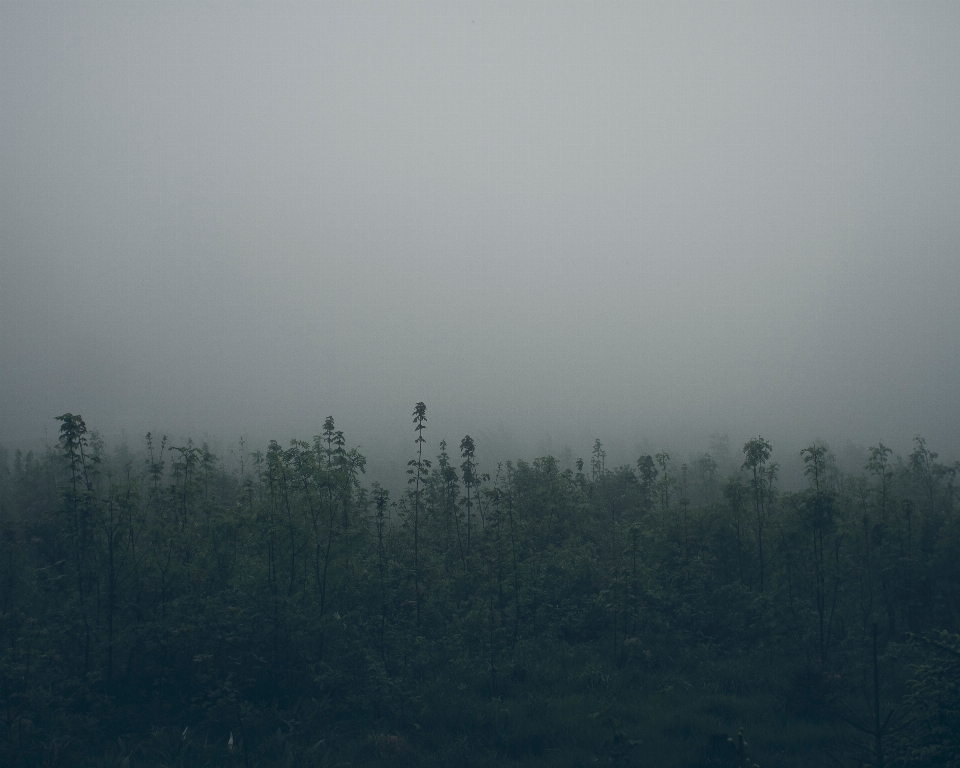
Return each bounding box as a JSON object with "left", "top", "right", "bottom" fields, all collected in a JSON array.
[
  {"left": 414, "top": 441, "right": 422, "bottom": 628},
  {"left": 496, "top": 502, "right": 504, "bottom": 613},
  {"left": 377, "top": 510, "right": 387, "bottom": 664},
  {"left": 453, "top": 494, "right": 466, "bottom": 570},
  {"left": 735, "top": 517, "right": 744, "bottom": 586},
  {"left": 873, "top": 622, "right": 884, "bottom": 768},
  {"left": 320, "top": 496, "right": 334, "bottom": 618},
  {"left": 107, "top": 500, "right": 116, "bottom": 684},
  {"left": 466, "top": 483, "right": 472, "bottom": 562},
  {"left": 753, "top": 466, "right": 765, "bottom": 593},
  {"left": 280, "top": 465, "right": 297, "bottom": 597},
  {"left": 508, "top": 494, "right": 520, "bottom": 650},
  {"left": 488, "top": 594, "right": 497, "bottom": 696}
]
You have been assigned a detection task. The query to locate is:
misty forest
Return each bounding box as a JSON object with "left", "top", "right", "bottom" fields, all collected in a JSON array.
[
  {"left": 4, "top": 2, "right": 960, "bottom": 767},
  {"left": 1, "top": 408, "right": 958, "bottom": 767}
]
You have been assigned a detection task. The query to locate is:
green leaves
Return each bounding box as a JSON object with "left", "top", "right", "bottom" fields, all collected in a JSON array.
[
  {"left": 741, "top": 436, "right": 771, "bottom": 472},
  {"left": 7, "top": 412, "right": 960, "bottom": 766}
]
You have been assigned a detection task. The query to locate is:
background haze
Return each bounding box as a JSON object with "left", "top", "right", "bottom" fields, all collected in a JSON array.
[{"left": 2, "top": 1, "right": 959, "bottom": 478}]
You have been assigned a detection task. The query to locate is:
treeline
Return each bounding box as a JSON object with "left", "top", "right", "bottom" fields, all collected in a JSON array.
[{"left": 0, "top": 406, "right": 958, "bottom": 766}]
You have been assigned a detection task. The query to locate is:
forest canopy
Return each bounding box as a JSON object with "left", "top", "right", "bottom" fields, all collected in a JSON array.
[{"left": 1, "top": 406, "right": 958, "bottom": 767}]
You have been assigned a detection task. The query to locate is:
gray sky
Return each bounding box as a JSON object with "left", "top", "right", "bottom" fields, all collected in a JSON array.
[{"left": 2, "top": 1, "right": 959, "bottom": 471}]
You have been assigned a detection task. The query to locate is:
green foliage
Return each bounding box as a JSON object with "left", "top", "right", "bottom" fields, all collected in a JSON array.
[
  {"left": 896, "top": 631, "right": 960, "bottom": 766},
  {"left": 0, "top": 414, "right": 958, "bottom": 766}
]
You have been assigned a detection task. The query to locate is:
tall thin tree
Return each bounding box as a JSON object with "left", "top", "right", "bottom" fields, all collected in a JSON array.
[
  {"left": 460, "top": 435, "right": 477, "bottom": 561},
  {"left": 407, "top": 402, "right": 429, "bottom": 627},
  {"left": 742, "top": 436, "right": 772, "bottom": 593}
]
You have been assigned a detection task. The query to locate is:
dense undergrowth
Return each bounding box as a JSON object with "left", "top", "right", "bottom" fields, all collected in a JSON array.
[{"left": 1, "top": 407, "right": 958, "bottom": 766}]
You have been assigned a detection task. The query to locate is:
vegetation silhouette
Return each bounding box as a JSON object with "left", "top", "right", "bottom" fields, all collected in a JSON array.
[{"left": 0, "top": 408, "right": 957, "bottom": 766}]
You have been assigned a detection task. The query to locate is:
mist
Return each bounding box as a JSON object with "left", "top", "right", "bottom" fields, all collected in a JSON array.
[{"left": 3, "top": 1, "right": 959, "bottom": 474}]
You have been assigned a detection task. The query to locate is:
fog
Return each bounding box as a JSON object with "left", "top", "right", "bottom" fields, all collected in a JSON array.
[{"left": 2, "top": 2, "right": 959, "bottom": 481}]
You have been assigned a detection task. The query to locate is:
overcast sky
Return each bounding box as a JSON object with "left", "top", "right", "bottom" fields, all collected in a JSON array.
[{"left": 2, "top": 1, "right": 959, "bottom": 472}]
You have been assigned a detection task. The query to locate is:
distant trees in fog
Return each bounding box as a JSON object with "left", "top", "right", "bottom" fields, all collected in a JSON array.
[{"left": 0, "top": 408, "right": 957, "bottom": 765}]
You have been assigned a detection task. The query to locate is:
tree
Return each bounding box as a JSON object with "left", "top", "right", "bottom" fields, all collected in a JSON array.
[
  {"left": 372, "top": 482, "right": 391, "bottom": 663},
  {"left": 432, "top": 440, "right": 461, "bottom": 569},
  {"left": 723, "top": 476, "right": 747, "bottom": 586},
  {"left": 407, "top": 403, "right": 429, "bottom": 627},
  {"left": 742, "top": 436, "right": 772, "bottom": 593},
  {"left": 591, "top": 439, "right": 606, "bottom": 480},
  {"left": 798, "top": 443, "right": 839, "bottom": 664},
  {"left": 909, "top": 436, "right": 939, "bottom": 514},
  {"left": 655, "top": 451, "right": 672, "bottom": 532},
  {"left": 55, "top": 413, "right": 95, "bottom": 674},
  {"left": 866, "top": 442, "right": 893, "bottom": 522},
  {"left": 460, "top": 435, "right": 477, "bottom": 562},
  {"left": 896, "top": 631, "right": 960, "bottom": 765},
  {"left": 635, "top": 454, "right": 658, "bottom": 518}
]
